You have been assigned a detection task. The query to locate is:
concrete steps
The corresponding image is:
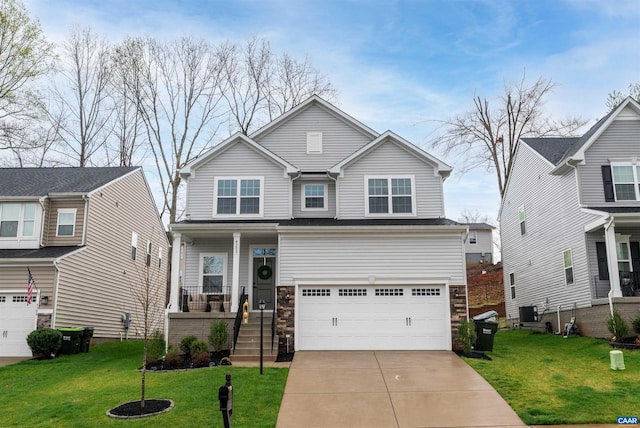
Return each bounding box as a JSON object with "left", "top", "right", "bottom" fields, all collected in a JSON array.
[{"left": 231, "top": 314, "right": 277, "bottom": 363}]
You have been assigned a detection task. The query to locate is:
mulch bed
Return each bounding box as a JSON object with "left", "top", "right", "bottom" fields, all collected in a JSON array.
[
  {"left": 107, "top": 399, "right": 173, "bottom": 419},
  {"left": 454, "top": 349, "right": 492, "bottom": 360},
  {"left": 145, "top": 350, "right": 231, "bottom": 371},
  {"left": 275, "top": 352, "right": 295, "bottom": 362}
]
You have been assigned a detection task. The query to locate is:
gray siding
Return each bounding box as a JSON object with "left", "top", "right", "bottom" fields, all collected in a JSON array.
[
  {"left": 186, "top": 141, "right": 290, "bottom": 220},
  {"left": 0, "top": 265, "right": 56, "bottom": 306},
  {"left": 55, "top": 170, "right": 168, "bottom": 339},
  {"left": 279, "top": 232, "right": 466, "bottom": 286},
  {"left": 464, "top": 229, "right": 493, "bottom": 258},
  {"left": 500, "top": 144, "right": 600, "bottom": 320},
  {"left": 292, "top": 179, "right": 336, "bottom": 218},
  {"left": 255, "top": 104, "right": 373, "bottom": 171},
  {"left": 338, "top": 139, "right": 444, "bottom": 219},
  {"left": 579, "top": 119, "right": 640, "bottom": 207}
]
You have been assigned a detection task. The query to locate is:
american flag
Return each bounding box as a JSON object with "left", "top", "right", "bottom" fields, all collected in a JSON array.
[{"left": 27, "top": 269, "right": 35, "bottom": 306}]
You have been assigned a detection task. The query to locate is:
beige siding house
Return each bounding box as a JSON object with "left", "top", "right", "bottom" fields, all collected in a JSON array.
[
  {"left": 0, "top": 167, "right": 168, "bottom": 357},
  {"left": 169, "top": 96, "right": 468, "bottom": 360}
]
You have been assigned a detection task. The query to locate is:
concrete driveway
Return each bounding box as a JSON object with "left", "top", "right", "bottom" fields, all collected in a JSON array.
[{"left": 276, "top": 351, "right": 526, "bottom": 428}]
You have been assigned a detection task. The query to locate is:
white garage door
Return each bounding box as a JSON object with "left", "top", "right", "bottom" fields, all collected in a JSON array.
[
  {"left": 298, "top": 285, "right": 450, "bottom": 350},
  {"left": 0, "top": 293, "right": 38, "bottom": 357}
]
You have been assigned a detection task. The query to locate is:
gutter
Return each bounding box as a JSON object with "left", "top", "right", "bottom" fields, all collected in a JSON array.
[{"left": 605, "top": 216, "right": 615, "bottom": 317}]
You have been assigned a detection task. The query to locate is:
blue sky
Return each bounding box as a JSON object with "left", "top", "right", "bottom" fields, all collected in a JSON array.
[{"left": 24, "top": 0, "right": 640, "bottom": 223}]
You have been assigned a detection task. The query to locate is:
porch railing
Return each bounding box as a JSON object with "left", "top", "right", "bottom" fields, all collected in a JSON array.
[
  {"left": 271, "top": 306, "right": 276, "bottom": 352},
  {"left": 180, "top": 285, "right": 232, "bottom": 312},
  {"left": 620, "top": 271, "right": 640, "bottom": 297},
  {"left": 233, "top": 287, "right": 248, "bottom": 353}
]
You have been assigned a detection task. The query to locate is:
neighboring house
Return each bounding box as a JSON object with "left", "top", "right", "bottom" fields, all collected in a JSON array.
[
  {"left": 500, "top": 97, "right": 640, "bottom": 337},
  {"left": 168, "top": 95, "right": 468, "bottom": 355},
  {"left": 463, "top": 223, "right": 494, "bottom": 265},
  {"left": 0, "top": 167, "right": 169, "bottom": 357}
]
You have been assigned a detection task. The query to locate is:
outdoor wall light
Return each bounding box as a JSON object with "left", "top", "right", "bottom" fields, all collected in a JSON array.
[
  {"left": 454, "top": 289, "right": 459, "bottom": 299},
  {"left": 41, "top": 296, "right": 49, "bottom": 305}
]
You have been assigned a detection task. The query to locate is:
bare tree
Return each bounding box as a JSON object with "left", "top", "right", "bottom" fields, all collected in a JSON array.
[
  {"left": 223, "top": 36, "right": 337, "bottom": 135},
  {"left": 431, "top": 74, "right": 587, "bottom": 199},
  {"left": 119, "top": 36, "right": 227, "bottom": 224},
  {"left": 0, "top": 0, "right": 55, "bottom": 150},
  {"left": 458, "top": 209, "right": 492, "bottom": 225},
  {"left": 606, "top": 83, "right": 640, "bottom": 112},
  {"left": 49, "top": 27, "right": 113, "bottom": 167}
]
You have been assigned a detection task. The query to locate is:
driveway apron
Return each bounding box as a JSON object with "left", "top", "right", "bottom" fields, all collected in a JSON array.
[{"left": 276, "top": 351, "right": 526, "bottom": 428}]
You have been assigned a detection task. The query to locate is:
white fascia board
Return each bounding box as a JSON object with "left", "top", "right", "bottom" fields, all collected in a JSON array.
[
  {"left": 293, "top": 274, "right": 451, "bottom": 286},
  {"left": 329, "top": 131, "right": 452, "bottom": 177},
  {"left": 171, "top": 222, "right": 280, "bottom": 234},
  {"left": 250, "top": 95, "right": 379, "bottom": 141},
  {"left": 87, "top": 167, "right": 141, "bottom": 197},
  {"left": 276, "top": 225, "right": 467, "bottom": 234}
]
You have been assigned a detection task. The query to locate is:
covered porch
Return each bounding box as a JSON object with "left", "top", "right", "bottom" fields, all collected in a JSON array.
[{"left": 585, "top": 209, "right": 640, "bottom": 299}]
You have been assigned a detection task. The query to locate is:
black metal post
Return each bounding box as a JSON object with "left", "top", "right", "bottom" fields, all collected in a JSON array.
[
  {"left": 219, "top": 373, "right": 232, "bottom": 428},
  {"left": 259, "top": 299, "right": 265, "bottom": 375}
]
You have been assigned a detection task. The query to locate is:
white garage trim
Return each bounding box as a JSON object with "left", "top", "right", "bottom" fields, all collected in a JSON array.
[{"left": 294, "top": 280, "right": 452, "bottom": 351}]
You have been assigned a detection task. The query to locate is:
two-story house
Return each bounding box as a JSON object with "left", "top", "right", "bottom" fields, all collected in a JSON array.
[
  {"left": 168, "top": 96, "right": 468, "bottom": 356},
  {"left": 0, "top": 167, "right": 169, "bottom": 357},
  {"left": 463, "top": 223, "right": 495, "bottom": 265},
  {"left": 500, "top": 97, "right": 640, "bottom": 337}
]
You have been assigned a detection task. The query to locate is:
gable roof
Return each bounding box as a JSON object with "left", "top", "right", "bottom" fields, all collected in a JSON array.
[
  {"left": 464, "top": 222, "right": 495, "bottom": 230},
  {"left": 180, "top": 133, "right": 299, "bottom": 176},
  {"left": 0, "top": 167, "right": 139, "bottom": 198},
  {"left": 328, "top": 130, "right": 452, "bottom": 178},
  {"left": 523, "top": 97, "right": 640, "bottom": 173},
  {"left": 249, "top": 95, "right": 379, "bottom": 141}
]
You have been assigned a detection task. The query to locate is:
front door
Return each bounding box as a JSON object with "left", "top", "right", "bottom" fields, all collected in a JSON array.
[{"left": 253, "top": 257, "right": 275, "bottom": 310}]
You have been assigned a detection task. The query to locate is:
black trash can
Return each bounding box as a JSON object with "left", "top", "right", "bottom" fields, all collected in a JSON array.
[
  {"left": 58, "top": 327, "right": 84, "bottom": 354},
  {"left": 473, "top": 311, "right": 499, "bottom": 352},
  {"left": 80, "top": 327, "right": 94, "bottom": 352}
]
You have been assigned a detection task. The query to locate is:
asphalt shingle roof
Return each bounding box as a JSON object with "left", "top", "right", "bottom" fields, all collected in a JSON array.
[
  {"left": 177, "top": 218, "right": 462, "bottom": 227},
  {"left": 0, "top": 167, "right": 139, "bottom": 197},
  {"left": 0, "top": 246, "right": 82, "bottom": 259}
]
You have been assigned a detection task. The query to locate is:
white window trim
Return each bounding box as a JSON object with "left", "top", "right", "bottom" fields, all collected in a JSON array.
[
  {"left": 56, "top": 208, "right": 77, "bottom": 237},
  {"left": 301, "top": 183, "right": 328, "bottom": 211},
  {"left": 306, "top": 132, "right": 323, "bottom": 154},
  {"left": 158, "top": 247, "right": 163, "bottom": 268},
  {"left": 562, "top": 249, "right": 574, "bottom": 286},
  {"left": 364, "top": 175, "right": 417, "bottom": 217},
  {"left": 131, "top": 232, "right": 138, "bottom": 261},
  {"left": 616, "top": 234, "right": 632, "bottom": 272},
  {"left": 509, "top": 272, "right": 516, "bottom": 299},
  {"left": 0, "top": 202, "right": 38, "bottom": 239},
  {"left": 199, "top": 252, "right": 227, "bottom": 294},
  {"left": 518, "top": 205, "right": 526, "bottom": 235},
  {"left": 611, "top": 161, "right": 640, "bottom": 201},
  {"left": 469, "top": 231, "right": 478, "bottom": 245},
  {"left": 213, "top": 176, "right": 264, "bottom": 217}
]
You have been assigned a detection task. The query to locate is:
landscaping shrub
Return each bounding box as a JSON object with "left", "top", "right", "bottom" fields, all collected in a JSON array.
[
  {"left": 192, "top": 350, "right": 211, "bottom": 368},
  {"left": 632, "top": 312, "right": 640, "bottom": 338},
  {"left": 179, "top": 335, "right": 197, "bottom": 357},
  {"left": 26, "top": 328, "right": 62, "bottom": 358},
  {"left": 455, "top": 319, "right": 477, "bottom": 354},
  {"left": 607, "top": 308, "right": 628, "bottom": 341},
  {"left": 164, "top": 349, "right": 182, "bottom": 369},
  {"left": 145, "top": 331, "right": 166, "bottom": 366},
  {"left": 208, "top": 320, "right": 228, "bottom": 352},
  {"left": 190, "top": 340, "right": 209, "bottom": 355}
]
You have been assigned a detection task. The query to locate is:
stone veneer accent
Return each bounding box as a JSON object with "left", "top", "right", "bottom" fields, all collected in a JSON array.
[
  {"left": 274, "top": 284, "right": 467, "bottom": 352},
  {"left": 37, "top": 313, "right": 52, "bottom": 329},
  {"left": 276, "top": 286, "right": 295, "bottom": 354}
]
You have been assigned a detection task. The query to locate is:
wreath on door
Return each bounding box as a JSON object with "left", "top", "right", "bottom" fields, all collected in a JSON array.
[{"left": 257, "top": 265, "right": 273, "bottom": 280}]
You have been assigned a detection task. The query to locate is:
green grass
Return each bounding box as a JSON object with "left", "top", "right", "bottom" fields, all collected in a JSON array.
[
  {"left": 464, "top": 329, "right": 640, "bottom": 425},
  {"left": 1, "top": 341, "right": 288, "bottom": 427}
]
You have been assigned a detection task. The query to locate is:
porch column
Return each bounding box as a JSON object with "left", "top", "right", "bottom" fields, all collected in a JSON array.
[
  {"left": 169, "top": 232, "right": 182, "bottom": 313},
  {"left": 604, "top": 220, "right": 622, "bottom": 297},
  {"left": 231, "top": 232, "right": 241, "bottom": 312}
]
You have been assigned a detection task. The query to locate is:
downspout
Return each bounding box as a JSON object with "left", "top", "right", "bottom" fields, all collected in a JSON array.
[
  {"left": 290, "top": 172, "right": 302, "bottom": 219},
  {"left": 52, "top": 259, "right": 61, "bottom": 328},
  {"left": 81, "top": 195, "right": 89, "bottom": 246},
  {"left": 326, "top": 171, "right": 338, "bottom": 219}
]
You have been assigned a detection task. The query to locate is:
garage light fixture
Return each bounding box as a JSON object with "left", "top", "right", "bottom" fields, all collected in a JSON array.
[{"left": 41, "top": 296, "right": 49, "bottom": 305}]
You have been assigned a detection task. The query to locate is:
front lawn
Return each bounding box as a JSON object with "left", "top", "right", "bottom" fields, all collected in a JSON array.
[
  {"left": 464, "top": 329, "right": 640, "bottom": 425},
  {"left": 1, "top": 341, "right": 288, "bottom": 427}
]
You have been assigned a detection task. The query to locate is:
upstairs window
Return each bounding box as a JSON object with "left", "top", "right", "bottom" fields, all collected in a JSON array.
[
  {"left": 509, "top": 272, "right": 516, "bottom": 299},
  {"left": 563, "top": 249, "right": 574, "bottom": 285},
  {"left": 303, "top": 184, "right": 327, "bottom": 211},
  {"left": 158, "top": 247, "right": 163, "bottom": 268},
  {"left": 365, "top": 176, "right": 415, "bottom": 216},
  {"left": 0, "top": 203, "right": 36, "bottom": 238},
  {"left": 214, "top": 177, "right": 263, "bottom": 216},
  {"left": 56, "top": 208, "right": 77, "bottom": 237},
  {"left": 518, "top": 206, "right": 526, "bottom": 235},
  {"left": 469, "top": 231, "right": 477, "bottom": 245},
  {"left": 611, "top": 163, "right": 640, "bottom": 201},
  {"left": 146, "top": 240, "right": 152, "bottom": 266},
  {"left": 131, "top": 232, "right": 138, "bottom": 260}
]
